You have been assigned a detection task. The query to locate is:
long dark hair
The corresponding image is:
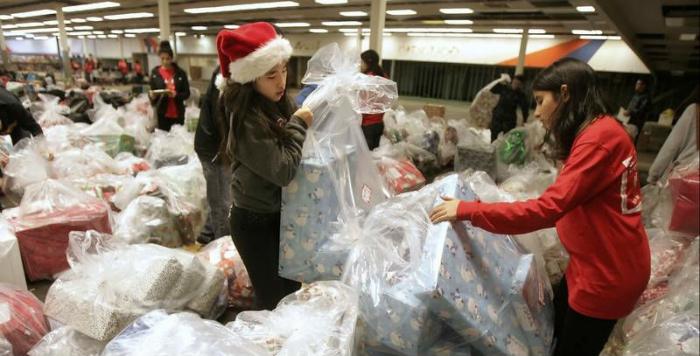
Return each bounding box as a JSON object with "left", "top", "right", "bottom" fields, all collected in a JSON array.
[
  {"left": 361, "top": 49, "right": 385, "bottom": 77},
  {"left": 158, "top": 41, "right": 174, "bottom": 58},
  {"left": 532, "top": 58, "right": 610, "bottom": 160},
  {"left": 217, "top": 81, "right": 295, "bottom": 162}
]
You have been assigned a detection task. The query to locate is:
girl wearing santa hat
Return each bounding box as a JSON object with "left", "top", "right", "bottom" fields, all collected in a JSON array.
[{"left": 215, "top": 22, "right": 313, "bottom": 310}]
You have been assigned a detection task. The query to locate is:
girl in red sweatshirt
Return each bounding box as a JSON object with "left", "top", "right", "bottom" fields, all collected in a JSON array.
[{"left": 430, "top": 58, "right": 650, "bottom": 356}]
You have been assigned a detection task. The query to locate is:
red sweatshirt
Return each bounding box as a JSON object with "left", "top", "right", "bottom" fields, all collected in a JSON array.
[
  {"left": 457, "top": 115, "right": 650, "bottom": 320},
  {"left": 361, "top": 71, "right": 386, "bottom": 126}
]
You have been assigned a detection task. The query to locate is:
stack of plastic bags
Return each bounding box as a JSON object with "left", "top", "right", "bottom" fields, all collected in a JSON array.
[
  {"left": 43, "top": 230, "right": 227, "bottom": 342},
  {"left": 4, "top": 179, "right": 111, "bottom": 281},
  {"left": 279, "top": 43, "right": 396, "bottom": 283},
  {"left": 0, "top": 284, "right": 50, "bottom": 355},
  {"left": 79, "top": 116, "right": 136, "bottom": 158}
]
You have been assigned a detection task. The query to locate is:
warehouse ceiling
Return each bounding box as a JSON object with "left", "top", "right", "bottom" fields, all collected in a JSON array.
[{"left": 1, "top": 0, "right": 698, "bottom": 73}]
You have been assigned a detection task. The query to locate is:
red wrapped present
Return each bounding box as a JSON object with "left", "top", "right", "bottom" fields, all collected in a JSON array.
[
  {"left": 377, "top": 157, "right": 426, "bottom": 195},
  {"left": 197, "top": 237, "right": 255, "bottom": 309},
  {"left": 0, "top": 284, "right": 49, "bottom": 355},
  {"left": 8, "top": 180, "right": 112, "bottom": 281},
  {"left": 669, "top": 171, "right": 699, "bottom": 236}
]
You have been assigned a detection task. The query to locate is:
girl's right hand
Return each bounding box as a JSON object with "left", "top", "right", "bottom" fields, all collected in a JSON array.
[{"left": 294, "top": 107, "right": 313, "bottom": 127}]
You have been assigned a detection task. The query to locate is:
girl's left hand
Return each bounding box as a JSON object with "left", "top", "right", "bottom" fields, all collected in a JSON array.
[{"left": 429, "top": 196, "right": 460, "bottom": 224}]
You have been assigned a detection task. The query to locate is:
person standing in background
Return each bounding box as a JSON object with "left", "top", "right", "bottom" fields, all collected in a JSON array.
[
  {"left": 360, "top": 49, "right": 387, "bottom": 150},
  {"left": 133, "top": 60, "right": 144, "bottom": 83},
  {"left": 625, "top": 78, "right": 651, "bottom": 134},
  {"left": 194, "top": 67, "right": 232, "bottom": 245},
  {"left": 149, "top": 41, "right": 190, "bottom": 131},
  {"left": 117, "top": 58, "right": 129, "bottom": 84},
  {"left": 84, "top": 54, "right": 95, "bottom": 83},
  {"left": 489, "top": 74, "right": 529, "bottom": 142},
  {"left": 647, "top": 87, "right": 699, "bottom": 184}
]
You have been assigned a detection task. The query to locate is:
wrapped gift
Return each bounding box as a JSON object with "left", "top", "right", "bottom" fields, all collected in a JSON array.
[
  {"left": 9, "top": 180, "right": 111, "bottom": 281},
  {"left": 197, "top": 237, "right": 256, "bottom": 309},
  {"left": 279, "top": 148, "right": 357, "bottom": 283},
  {"left": 455, "top": 144, "right": 495, "bottom": 177},
  {"left": 668, "top": 171, "right": 699, "bottom": 236},
  {"left": 87, "top": 135, "right": 136, "bottom": 157},
  {"left": 227, "top": 281, "right": 359, "bottom": 356},
  {"left": 0, "top": 218, "right": 26, "bottom": 290},
  {"left": 377, "top": 157, "right": 426, "bottom": 195},
  {"left": 0, "top": 284, "right": 50, "bottom": 356},
  {"left": 114, "top": 196, "right": 182, "bottom": 247},
  {"left": 28, "top": 326, "right": 105, "bottom": 356},
  {"left": 423, "top": 104, "right": 446, "bottom": 120},
  {"left": 145, "top": 126, "right": 194, "bottom": 169},
  {"left": 419, "top": 174, "right": 553, "bottom": 356}
]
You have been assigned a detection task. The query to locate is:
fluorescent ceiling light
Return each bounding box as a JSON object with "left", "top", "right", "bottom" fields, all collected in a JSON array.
[
  {"left": 16, "top": 22, "right": 43, "bottom": 28},
  {"left": 63, "top": 2, "right": 120, "bottom": 13},
  {"left": 386, "top": 27, "right": 472, "bottom": 33},
  {"left": 680, "top": 33, "right": 697, "bottom": 41},
  {"left": 68, "top": 31, "right": 92, "bottom": 36},
  {"left": 97, "top": 34, "right": 107, "bottom": 39},
  {"left": 322, "top": 21, "right": 362, "bottom": 26},
  {"left": 71, "top": 18, "right": 87, "bottom": 23},
  {"left": 44, "top": 20, "right": 71, "bottom": 25},
  {"left": 74, "top": 26, "right": 94, "bottom": 30},
  {"left": 124, "top": 33, "right": 135, "bottom": 37},
  {"left": 340, "top": 11, "right": 367, "bottom": 17},
  {"left": 439, "top": 8, "right": 473, "bottom": 14},
  {"left": 34, "top": 36, "right": 50, "bottom": 40},
  {"left": 125, "top": 28, "right": 159, "bottom": 33},
  {"left": 408, "top": 33, "right": 470, "bottom": 38},
  {"left": 576, "top": 6, "right": 595, "bottom": 13},
  {"left": 93, "top": 30, "right": 105, "bottom": 34},
  {"left": 493, "top": 28, "right": 522, "bottom": 33},
  {"left": 104, "top": 12, "right": 153, "bottom": 20},
  {"left": 24, "top": 34, "right": 34, "bottom": 38},
  {"left": 0, "top": 15, "right": 12, "bottom": 20},
  {"left": 78, "top": 35, "right": 85, "bottom": 39},
  {"left": 528, "top": 29, "right": 546, "bottom": 34},
  {"left": 444, "top": 20, "right": 473, "bottom": 25},
  {"left": 87, "top": 35, "right": 96, "bottom": 39},
  {"left": 387, "top": 9, "right": 416, "bottom": 16},
  {"left": 580, "top": 35, "right": 621, "bottom": 40},
  {"left": 87, "top": 17, "right": 103, "bottom": 22},
  {"left": 176, "top": 32, "right": 187, "bottom": 36},
  {"left": 17, "top": 27, "right": 70, "bottom": 33},
  {"left": 309, "top": 28, "right": 328, "bottom": 33},
  {"left": 192, "top": 26, "right": 207, "bottom": 31},
  {"left": 11, "top": 9, "right": 56, "bottom": 18},
  {"left": 315, "top": 0, "right": 347, "bottom": 4},
  {"left": 1, "top": 24, "right": 18, "bottom": 29},
  {"left": 111, "top": 29, "right": 123, "bottom": 34},
  {"left": 224, "top": 25, "right": 240, "bottom": 29},
  {"left": 108, "top": 34, "right": 118, "bottom": 38},
  {"left": 275, "top": 22, "right": 310, "bottom": 27},
  {"left": 530, "top": 34, "right": 555, "bottom": 39},
  {"left": 184, "top": 1, "right": 298, "bottom": 14},
  {"left": 15, "top": 37, "right": 24, "bottom": 40},
  {"left": 339, "top": 28, "right": 367, "bottom": 32},
  {"left": 572, "top": 29, "right": 602, "bottom": 35}
]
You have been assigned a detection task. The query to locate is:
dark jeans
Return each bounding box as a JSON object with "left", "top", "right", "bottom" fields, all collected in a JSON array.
[
  {"left": 362, "top": 122, "right": 384, "bottom": 150},
  {"left": 553, "top": 278, "right": 617, "bottom": 356},
  {"left": 157, "top": 114, "right": 184, "bottom": 132},
  {"left": 230, "top": 206, "right": 300, "bottom": 310},
  {"left": 197, "top": 156, "right": 232, "bottom": 244}
]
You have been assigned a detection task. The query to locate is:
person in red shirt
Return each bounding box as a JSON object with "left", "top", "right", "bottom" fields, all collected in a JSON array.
[
  {"left": 133, "top": 60, "right": 144, "bottom": 83},
  {"left": 117, "top": 58, "right": 129, "bottom": 84},
  {"left": 149, "top": 41, "right": 190, "bottom": 131},
  {"left": 84, "top": 54, "right": 95, "bottom": 83},
  {"left": 360, "top": 49, "right": 387, "bottom": 150},
  {"left": 430, "top": 58, "right": 651, "bottom": 356}
]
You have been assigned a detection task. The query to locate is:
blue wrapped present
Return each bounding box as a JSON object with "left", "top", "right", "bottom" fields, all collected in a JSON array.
[{"left": 419, "top": 174, "right": 553, "bottom": 356}]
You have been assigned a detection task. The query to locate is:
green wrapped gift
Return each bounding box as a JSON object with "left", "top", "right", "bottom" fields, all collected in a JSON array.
[
  {"left": 499, "top": 130, "right": 527, "bottom": 165},
  {"left": 89, "top": 134, "right": 136, "bottom": 157}
]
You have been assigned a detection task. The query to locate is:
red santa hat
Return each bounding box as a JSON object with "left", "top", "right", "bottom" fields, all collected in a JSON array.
[{"left": 215, "top": 22, "right": 293, "bottom": 90}]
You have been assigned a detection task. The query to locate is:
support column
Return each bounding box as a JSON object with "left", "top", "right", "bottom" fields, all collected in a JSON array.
[
  {"left": 515, "top": 29, "right": 529, "bottom": 76},
  {"left": 56, "top": 8, "right": 73, "bottom": 84},
  {"left": 356, "top": 28, "right": 362, "bottom": 52},
  {"left": 119, "top": 36, "right": 124, "bottom": 58},
  {"left": 82, "top": 36, "right": 88, "bottom": 57},
  {"left": 158, "top": 0, "right": 171, "bottom": 42},
  {"left": 0, "top": 20, "right": 8, "bottom": 66},
  {"left": 368, "top": 0, "right": 386, "bottom": 59}
]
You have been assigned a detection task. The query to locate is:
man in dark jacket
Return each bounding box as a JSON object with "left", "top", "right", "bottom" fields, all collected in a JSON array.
[
  {"left": 625, "top": 78, "right": 651, "bottom": 132},
  {"left": 0, "top": 86, "right": 43, "bottom": 145},
  {"left": 194, "top": 68, "right": 232, "bottom": 244},
  {"left": 490, "top": 74, "right": 529, "bottom": 142}
]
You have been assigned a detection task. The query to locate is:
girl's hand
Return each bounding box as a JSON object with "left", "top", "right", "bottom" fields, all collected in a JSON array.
[
  {"left": 429, "top": 195, "right": 461, "bottom": 224},
  {"left": 294, "top": 107, "right": 313, "bottom": 127}
]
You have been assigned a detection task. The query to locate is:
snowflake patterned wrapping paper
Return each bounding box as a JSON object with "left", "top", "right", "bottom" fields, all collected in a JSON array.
[{"left": 419, "top": 174, "right": 554, "bottom": 356}]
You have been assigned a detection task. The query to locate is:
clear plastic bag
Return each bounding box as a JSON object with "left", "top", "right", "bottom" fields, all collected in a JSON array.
[
  {"left": 103, "top": 310, "right": 267, "bottom": 356},
  {"left": 227, "top": 281, "right": 359, "bottom": 356},
  {"left": 34, "top": 93, "right": 72, "bottom": 128},
  {"left": 28, "top": 326, "right": 105, "bottom": 356},
  {"left": 468, "top": 75, "right": 509, "bottom": 128},
  {"left": 0, "top": 338, "right": 11, "bottom": 356},
  {"left": 113, "top": 152, "right": 151, "bottom": 175},
  {"left": 279, "top": 43, "right": 395, "bottom": 282},
  {"left": 145, "top": 126, "right": 194, "bottom": 168},
  {"left": 7, "top": 179, "right": 111, "bottom": 281},
  {"left": 0, "top": 283, "right": 50, "bottom": 355},
  {"left": 197, "top": 236, "right": 256, "bottom": 309},
  {"left": 114, "top": 196, "right": 181, "bottom": 247},
  {"left": 0, "top": 216, "right": 27, "bottom": 290},
  {"left": 185, "top": 106, "right": 200, "bottom": 133},
  {"left": 454, "top": 128, "right": 495, "bottom": 176},
  {"left": 622, "top": 312, "right": 699, "bottom": 356},
  {"left": 124, "top": 94, "right": 156, "bottom": 133},
  {"left": 44, "top": 231, "right": 227, "bottom": 341},
  {"left": 51, "top": 147, "right": 127, "bottom": 180},
  {"left": 3, "top": 137, "right": 51, "bottom": 198},
  {"left": 80, "top": 116, "right": 136, "bottom": 157},
  {"left": 638, "top": 231, "right": 694, "bottom": 306}
]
